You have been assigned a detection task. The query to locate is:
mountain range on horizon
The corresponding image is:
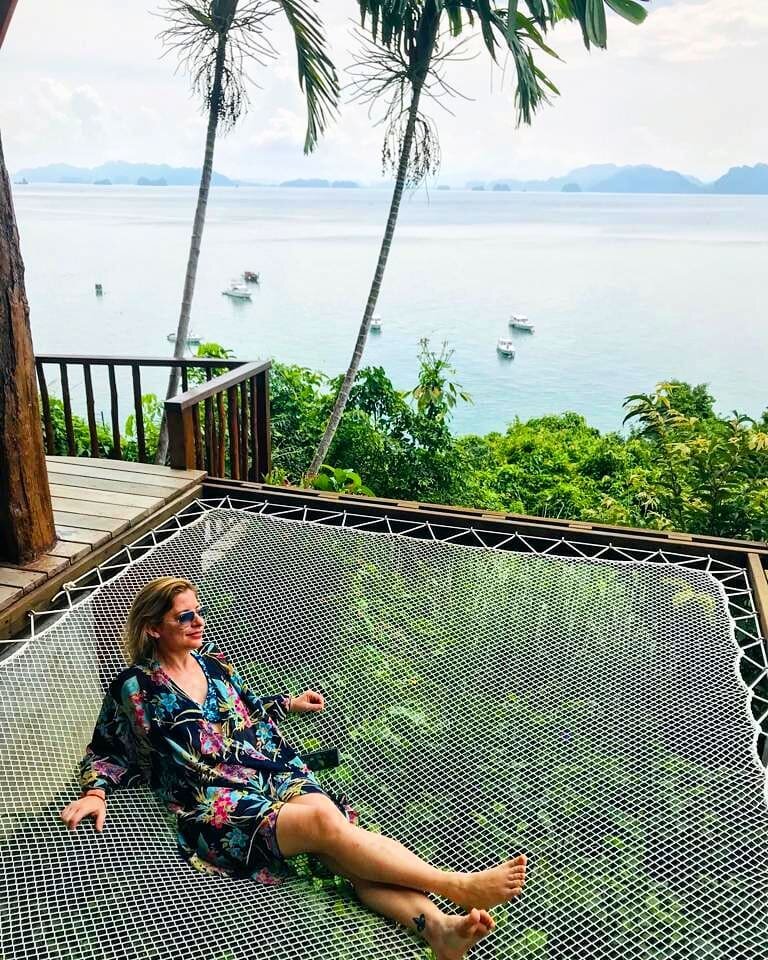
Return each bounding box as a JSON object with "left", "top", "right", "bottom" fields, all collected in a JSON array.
[
  {"left": 12, "top": 160, "right": 768, "bottom": 195},
  {"left": 477, "top": 162, "right": 768, "bottom": 194},
  {"left": 12, "top": 161, "right": 237, "bottom": 187}
]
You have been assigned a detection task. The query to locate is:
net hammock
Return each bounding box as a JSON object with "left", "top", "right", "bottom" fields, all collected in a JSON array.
[{"left": 1, "top": 499, "right": 767, "bottom": 960}]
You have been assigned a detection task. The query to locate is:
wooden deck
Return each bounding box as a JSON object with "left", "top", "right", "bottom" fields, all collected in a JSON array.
[{"left": 0, "top": 456, "right": 206, "bottom": 639}]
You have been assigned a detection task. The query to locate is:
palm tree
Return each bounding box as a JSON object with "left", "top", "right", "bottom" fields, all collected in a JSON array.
[
  {"left": 156, "top": 0, "right": 338, "bottom": 463},
  {"left": 307, "top": 0, "right": 648, "bottom": 477}
]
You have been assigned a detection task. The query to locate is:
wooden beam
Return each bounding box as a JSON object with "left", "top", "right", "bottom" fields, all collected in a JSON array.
[
  {"left": 746, "top": 553, "right": 768, "bottom": 642},
  {"left": 0, "top": 129, "right": 56, "bottom": 563}
]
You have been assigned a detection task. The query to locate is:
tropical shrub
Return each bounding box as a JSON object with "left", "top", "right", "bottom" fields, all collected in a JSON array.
[{"left": 40, "top": 345, "right": 768, "bottom": 542}]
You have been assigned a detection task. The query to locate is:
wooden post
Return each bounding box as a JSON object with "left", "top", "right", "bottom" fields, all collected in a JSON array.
[{"left": 0, "top": 130, "right": 56, "bottom": 563}]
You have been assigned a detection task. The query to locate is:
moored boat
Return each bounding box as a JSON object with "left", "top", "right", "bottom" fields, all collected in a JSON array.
[
  {"left": 496, "top": 337, "right": 516, "bottom": 357},
  {"left": 509, "top": 314, "right": 534, "bottom": 332},
  {"left": 370, "top": 316, "right": 382, "bottom": 331},
  {"left": 223, "top": 282, "right": 252, "bottom": 300},
  {"left": 167, "top": 332, "right": 203, "bottom": 346}
]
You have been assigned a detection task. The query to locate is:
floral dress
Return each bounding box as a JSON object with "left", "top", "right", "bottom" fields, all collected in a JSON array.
[{"left": 79, "top": 642, "right": 357, "bottom": 884}]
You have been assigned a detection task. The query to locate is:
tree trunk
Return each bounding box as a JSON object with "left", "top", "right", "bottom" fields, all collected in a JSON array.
[
  {"left": 155, "top": 30, "right": 228, "bottom": 464},
  {"left": 307, "top": 9, "right": 439, "bottom": 477},
  {"left": 0, "top": 130, "right": 56, "bottom": 563},
  {"left": 0, "top": 1, "right": 20, "bottom": 48}
]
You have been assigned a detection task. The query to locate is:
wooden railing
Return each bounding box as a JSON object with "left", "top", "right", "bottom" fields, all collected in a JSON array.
[
  {"left": 165, "top": 360, "right": 271, "bottom": 480},
  {"left": 35, "top": 354, "right": 244, "bottom": 464}
]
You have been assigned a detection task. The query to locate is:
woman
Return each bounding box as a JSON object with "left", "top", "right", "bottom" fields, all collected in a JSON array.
[{"left": 61, "top": 577, "right": 527, "bottom": 960}]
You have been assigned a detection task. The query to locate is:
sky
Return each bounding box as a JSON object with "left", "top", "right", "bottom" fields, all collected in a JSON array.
[{"left": 1, "top": 0, "right": 766, "bottom": 184}]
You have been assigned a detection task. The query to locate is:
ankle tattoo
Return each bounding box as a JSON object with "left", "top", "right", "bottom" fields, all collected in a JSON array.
[{"left": 412, "top": 913, "right": 426, "bottom": 937}]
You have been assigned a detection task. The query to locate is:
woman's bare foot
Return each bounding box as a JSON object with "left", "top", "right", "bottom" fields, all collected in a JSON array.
[
  {"left": 427, "top": 908, "right": 495, "bottom": 960},
  {"left": 447, "top": 855, "right": 527, "bottom": 910}
]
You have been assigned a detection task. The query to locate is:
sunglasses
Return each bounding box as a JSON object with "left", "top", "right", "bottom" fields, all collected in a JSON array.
[{"left": 174, "top": 605, "right": 207, "bottom": 627}]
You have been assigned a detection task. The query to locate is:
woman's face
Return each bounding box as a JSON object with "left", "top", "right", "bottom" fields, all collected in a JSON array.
[{"left": 149, "top": 589, "right": 205, "bottom": 659}]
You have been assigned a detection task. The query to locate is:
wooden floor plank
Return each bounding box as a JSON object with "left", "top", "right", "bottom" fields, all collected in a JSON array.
[
  {"left": 47, "top": 471, "right": 180, "bottom": 501},
  {"left": 52, "top": 496, "right": 148, "bottom": 522},
  {"left": 46, "top": 460, "right": 191, "bottom": 490},
  {"left": 19, "top": 555, "right": 71, "bottom": 577},
  {"left": 47, "top": 455, "right": 206, "bottom": 481},
  {"left": 53, "top": 511, "right": 129, "bottom": 534},
  {"left": 54, "top": 526, "right": 112, "bottom": 547},
  {"left": 0, "top": 586, "right": 21, "bottom": 614},
  {"left": 0, "top": 568, "right": 47, "bottom": 592},
  {"left": 50, "top": 483, "right": 162, "bottom": 509},
  {"left": 47, "top": 540, "right": 91, "bottom": 561}
]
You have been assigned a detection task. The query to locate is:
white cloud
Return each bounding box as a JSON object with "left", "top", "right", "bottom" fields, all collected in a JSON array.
[
  {"left": 613, "top": 0, "right": 768, "bottom": 62},
  {"left": 247, "top": 108, "right": 305, "bottom": 149}
]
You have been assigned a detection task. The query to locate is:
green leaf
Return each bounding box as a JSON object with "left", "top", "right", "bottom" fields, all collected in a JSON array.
[
  {"left": 506, "top": 0, "right": 520, "bottom": 40},
  {"left": 312, "top": 473, "right": 332, "bottom": 491},
  {"left": 586, "top": 0, "right": 607, "bottom": 47},
  {"left": 605, "top": 0, "right": 648, "bottom": 26},
  {"left": 277, "top": 0, "right": 339, "bottom": 152}
]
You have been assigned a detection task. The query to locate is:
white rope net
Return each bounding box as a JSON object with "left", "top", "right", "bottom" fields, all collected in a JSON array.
[{"left": 0, "top": 501, "right": 766, "bottom": 960}]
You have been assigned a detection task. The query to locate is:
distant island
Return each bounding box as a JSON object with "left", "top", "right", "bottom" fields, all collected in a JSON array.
[
  {"left": 480, "top": 162, "right": 768, "bottom": 195},
  {"left": 13, "top": 161, "right": 236, "bottom": 187},
  {"left": 279, "top": 178, "right": 360, "bottom": 188}
]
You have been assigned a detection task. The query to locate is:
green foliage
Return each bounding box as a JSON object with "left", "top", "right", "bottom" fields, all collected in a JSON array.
[
  {"left": 123, "top": 394, "right": 164, "bottom": 462},
  {"left": 622, "top": 383, "right": 768, "bottom": 539},
  {"left": 187, "top": 342, "right": 237, "bottom": 386},
  {"left": 309, "top": 466, "right": 374, "bottom": 496},
  {"left": 408, "top": 339, "right": 471, "bottom": 424},
  {"left": 266, "top": 348, "right": 766, "bottom": 541},
  {"left": 45, "top": 396, "right": 112, "bottom": 458}
]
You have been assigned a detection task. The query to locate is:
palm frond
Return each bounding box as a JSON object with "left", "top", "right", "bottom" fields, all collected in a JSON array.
[{"left": 277, "top": 0, "right": 339, "bottom": 152}]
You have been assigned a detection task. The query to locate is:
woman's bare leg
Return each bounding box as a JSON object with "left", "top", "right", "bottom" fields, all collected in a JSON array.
[
  {"left": 319, "top": 849, "right": 496, "bottom": 960},
  {"left": 277, "top": 793, "right": 527, "bottom": 911}
]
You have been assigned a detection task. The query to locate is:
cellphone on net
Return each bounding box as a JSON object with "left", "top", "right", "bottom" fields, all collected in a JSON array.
[{"left": 300, "top": 747, "right": 340, "bottom": 771}]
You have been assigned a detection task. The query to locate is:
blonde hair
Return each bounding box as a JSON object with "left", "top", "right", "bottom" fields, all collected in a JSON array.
[{"left": 123, "top": 576, "right": 199, "bottom": 664}]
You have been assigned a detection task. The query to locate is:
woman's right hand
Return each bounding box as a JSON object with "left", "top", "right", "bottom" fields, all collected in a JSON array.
[{"left": 60, "top": 794, "right": 107, "bottom": 832}]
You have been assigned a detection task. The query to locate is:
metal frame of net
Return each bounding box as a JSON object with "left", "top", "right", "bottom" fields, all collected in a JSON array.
[{"left": 1, "top": 496, "right": 766, "bottom": 960}]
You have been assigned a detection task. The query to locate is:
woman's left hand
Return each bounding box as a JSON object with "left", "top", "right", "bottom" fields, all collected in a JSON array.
[{"left": 290, "top": 690, "right": 325, "bottom": 713}]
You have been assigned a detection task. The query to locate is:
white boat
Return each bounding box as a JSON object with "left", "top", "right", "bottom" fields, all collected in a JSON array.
[
  {"left": 509, "top": 314, "right": 534, "bottom": 332},
  {"left": 370, "top": 316, "right": 382, "bottom": 331},
  {"left": 222, "top": 282, "right": 252, "bottom": 300},
  {"left": 167, "top": 332, "right": 202, "bottom": 346},
  {"left": 496, "top": 337, "right": 516, "bottom": 357}
]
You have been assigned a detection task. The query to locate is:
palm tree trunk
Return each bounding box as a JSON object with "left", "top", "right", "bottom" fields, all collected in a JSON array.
[
  {"left": 307, "top": 8, "right": 440, "bottom": 477},
  {"left": 155, "top": 29, "right": 228, "bottom": 464}
]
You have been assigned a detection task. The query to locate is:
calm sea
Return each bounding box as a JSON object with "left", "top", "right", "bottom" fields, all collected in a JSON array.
[{"left": 12, "top": 184, "right": 768, "bottom": 436}]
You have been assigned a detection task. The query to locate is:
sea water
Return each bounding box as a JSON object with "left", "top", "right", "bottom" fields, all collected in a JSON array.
[{"left": 12, "top": 184, "right": 768, "bottom": 435}]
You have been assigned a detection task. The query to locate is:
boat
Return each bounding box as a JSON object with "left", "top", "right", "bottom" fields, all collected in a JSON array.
[
  {"left": 509, "top": 314, "right": 534, "bottom": 332},
  {"left": 370, "top": 316, "right": 382, "bottom": 331},
  {"left": 222, "top": 282, "right": 252, "bottom": 300},
  {"left": 167, "top": 332, "right": 203, "bottom": 346},
  {"left": 496, "top": 337, "right": 516, "bottom": 357},
  {"left": 243, "top": 271, "right": 260, "bottom": 283}
]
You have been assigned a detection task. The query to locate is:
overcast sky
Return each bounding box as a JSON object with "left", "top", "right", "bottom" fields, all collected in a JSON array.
[{"left": 1, "top": 0, "right": 766, "bottom": 183}]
